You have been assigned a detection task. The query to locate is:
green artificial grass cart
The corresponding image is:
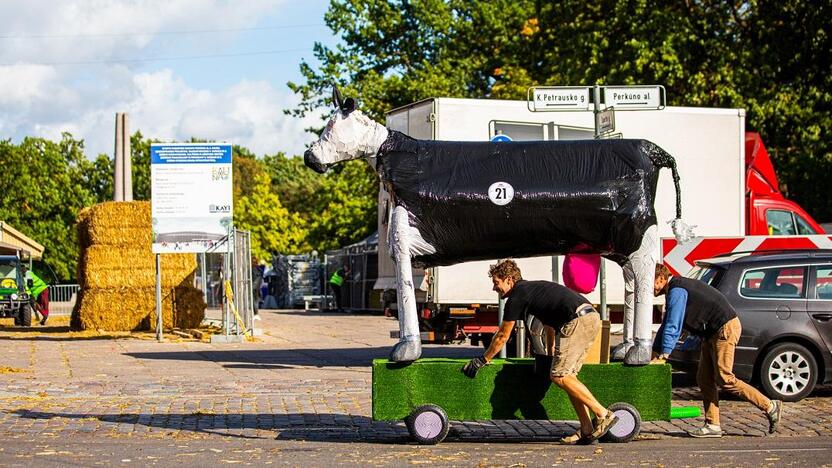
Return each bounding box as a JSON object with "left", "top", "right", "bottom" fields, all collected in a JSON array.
[{"left": 373, "top": 358, "right": 700, "bottom": 445}]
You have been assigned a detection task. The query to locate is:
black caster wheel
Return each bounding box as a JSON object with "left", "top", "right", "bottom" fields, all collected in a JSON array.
[
  {"left": 600, "top": 402, "right": 641, "bottom": 443},
  {"left": 405, "top": 404, "right": 449, "bottom": 445}
]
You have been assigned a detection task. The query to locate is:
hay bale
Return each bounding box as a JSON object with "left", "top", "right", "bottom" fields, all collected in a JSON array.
[
  {"left": 71, "top": 286, "right": 206, "bottom": 331},
  {"left": 77, "top": 202, "right": 152, "bottom": 248},
  {"left": 73, "top": 201, "right": 207, "bottom": 331},
  {"left": 78, "top": 245, "right": 196, "bottom": 289}
]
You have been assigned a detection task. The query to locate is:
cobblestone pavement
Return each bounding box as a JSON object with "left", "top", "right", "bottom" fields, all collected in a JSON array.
[{"left": 0, "top": 310, "right": 829, "bottom": 466}]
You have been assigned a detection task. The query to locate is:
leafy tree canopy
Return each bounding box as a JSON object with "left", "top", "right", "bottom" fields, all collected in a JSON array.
[{"left": 291, "top": 0, "right": 832, "bottom": 220}]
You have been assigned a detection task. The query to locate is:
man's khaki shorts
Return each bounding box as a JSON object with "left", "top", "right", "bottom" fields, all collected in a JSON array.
[{"left": 551, "top": 308, "right": 601, "bottom": 377}]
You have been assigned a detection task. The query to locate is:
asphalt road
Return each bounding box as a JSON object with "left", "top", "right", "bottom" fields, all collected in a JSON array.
[
  {"left": 0, "top": 309, "right": 829, "bottom": 467},
  {"left": 0, "top": 431, "right": 829, "bottom": 467}
]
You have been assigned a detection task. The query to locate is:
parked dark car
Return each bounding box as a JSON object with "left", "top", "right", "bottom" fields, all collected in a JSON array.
[{"left": 669, "top": 250, "right": 832, "bottom": 401}]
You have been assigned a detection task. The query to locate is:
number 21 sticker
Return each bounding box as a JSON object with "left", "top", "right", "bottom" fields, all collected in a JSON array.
[{"left": 488, "top": 181, "right": 514, "bottom": 206}]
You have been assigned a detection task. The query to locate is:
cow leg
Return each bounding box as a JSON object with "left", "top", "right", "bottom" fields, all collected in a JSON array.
[
  {"left": 611, "top": 263, "right": 635, "bottom": 361},
  {"left": 624, "top": 224, "right": 659, "bottom": 366},
  {"left": 388, "top": 206, "right": 422, "bottom": 362}
]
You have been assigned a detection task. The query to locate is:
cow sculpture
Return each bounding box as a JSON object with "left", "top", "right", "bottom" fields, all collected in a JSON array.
[{"left": 304, "top": 88, "right": 692, "bottom": 365}]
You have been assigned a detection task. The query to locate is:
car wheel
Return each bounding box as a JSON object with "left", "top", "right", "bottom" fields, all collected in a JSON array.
[
  {"left": 405, "top": 404, "right": 449, "bottom": 445},
  {"left": 760, "top": 342, "right": 817, "bottom": 402},
  {"left": 19, "top": 304, "right": 32, "bottom": 327}
]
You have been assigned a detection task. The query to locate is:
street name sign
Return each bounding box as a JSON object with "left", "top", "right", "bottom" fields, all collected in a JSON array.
[
  {"left": 603, "top": 86, "right": 664, "bottom": 109},
  {"left": 528, "top": 87, "right": 592, "bottom": 111}
]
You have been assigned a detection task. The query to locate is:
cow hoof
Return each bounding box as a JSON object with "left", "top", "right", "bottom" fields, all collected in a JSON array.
[
  {"left": 611, "top": 342, "right": 633, "bottom": 362},
  {"left": 390, "top": 339, "right": 421, "bottom": 362},
  {"left": 623, "top": 344, "right": 651, "bottom": 366}
]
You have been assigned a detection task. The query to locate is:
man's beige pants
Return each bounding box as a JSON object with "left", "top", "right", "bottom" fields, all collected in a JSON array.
[{"left": 698, "top": 317, "right": 772, "bottom": 425}]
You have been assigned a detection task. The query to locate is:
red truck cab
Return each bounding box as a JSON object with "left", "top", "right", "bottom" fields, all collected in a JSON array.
[{"left": 745, "top": 132, "right": 825, "bottom": 235}]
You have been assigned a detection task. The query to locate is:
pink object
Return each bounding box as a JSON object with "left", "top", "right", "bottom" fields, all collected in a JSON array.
[{"left": 563, "top": 253, "right": 601, "bottom": 293}]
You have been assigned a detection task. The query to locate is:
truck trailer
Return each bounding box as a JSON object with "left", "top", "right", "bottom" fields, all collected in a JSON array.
[{"left": 374, "top": 97, "right": 823, "bottom": 348}]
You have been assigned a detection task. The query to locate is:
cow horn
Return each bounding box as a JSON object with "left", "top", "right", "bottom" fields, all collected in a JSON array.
[{"left": 332, "top": 85, "right": 343, "bottom": 110}]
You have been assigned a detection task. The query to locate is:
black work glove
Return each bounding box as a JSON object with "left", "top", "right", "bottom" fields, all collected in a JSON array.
[{"left": 462, "top": 356, "right": 488, "bottom": 378}]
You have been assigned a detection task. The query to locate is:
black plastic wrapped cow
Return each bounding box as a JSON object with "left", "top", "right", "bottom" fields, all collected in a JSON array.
[{"left": 304, "top": 87, "right": 693, "bottom": 364}]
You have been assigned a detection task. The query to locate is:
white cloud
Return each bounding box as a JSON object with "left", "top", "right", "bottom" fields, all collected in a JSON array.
[{"left": 0, "top": 0, "right": 327, "bottom": 158}]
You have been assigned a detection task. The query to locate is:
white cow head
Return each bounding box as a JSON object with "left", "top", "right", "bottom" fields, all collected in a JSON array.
[{"left": 303, "top": 86, "right": 389, "bottom": 174}]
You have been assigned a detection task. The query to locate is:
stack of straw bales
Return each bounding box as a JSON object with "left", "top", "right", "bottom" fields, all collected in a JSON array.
[{"left": 71, "top": 201, "right": 206, "bottom": 331}]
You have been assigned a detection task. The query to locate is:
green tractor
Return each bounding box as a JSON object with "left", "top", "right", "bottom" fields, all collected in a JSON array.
[{"left": 0, "top": 254, "right": 34, "bottom": 326}]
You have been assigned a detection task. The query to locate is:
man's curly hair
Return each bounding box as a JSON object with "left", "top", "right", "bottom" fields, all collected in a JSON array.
[
  {"left": 655, "top": 263, "right": 671, "bottom": 281},
  {"left": 488, "top": 259, "right": 523, "bottom": 282}
]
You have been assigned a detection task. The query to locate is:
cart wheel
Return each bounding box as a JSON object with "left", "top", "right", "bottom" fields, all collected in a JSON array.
[
  {"left": 600, "top": 402, "right": 641, "bottom": 443},
  {"left": 405, "top": 404, "right": 449, "bottom": 445}
]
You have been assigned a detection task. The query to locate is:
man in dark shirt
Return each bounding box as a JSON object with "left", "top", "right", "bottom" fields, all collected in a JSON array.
[
  {"left": 653, "top": 263, "right": 782, "bottom": 437},
  {"left": 462, "top": 259, "right": 618, "bottom": 444}
]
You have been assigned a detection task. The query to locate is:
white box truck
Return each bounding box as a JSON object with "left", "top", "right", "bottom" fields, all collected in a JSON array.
[{"left": 375, "top": 97, "right": 747, "bottom": 346}]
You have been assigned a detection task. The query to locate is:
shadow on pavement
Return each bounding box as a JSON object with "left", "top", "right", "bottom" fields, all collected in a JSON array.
[
  {"left": 7, "top": 409, "right": 402, "bottom": 442},
  {"left": 6, "top": 410, "right": 585, "bottom": 444},
  {"left": 124, "top": 346, "right": 482, "bottom": 367}
]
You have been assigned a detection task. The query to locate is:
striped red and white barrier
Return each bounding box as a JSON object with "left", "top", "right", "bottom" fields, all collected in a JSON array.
[{"left": 661, "top": 235, "right": 832, "bottom": 276}]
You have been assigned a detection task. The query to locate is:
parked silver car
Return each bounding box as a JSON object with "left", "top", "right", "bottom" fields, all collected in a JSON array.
[{"left": 669, "top": 250, "right": 832, "bottom": 401}]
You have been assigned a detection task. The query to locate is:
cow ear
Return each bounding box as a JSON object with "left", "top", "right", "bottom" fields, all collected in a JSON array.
[
  {"left": 332, "top": 85, "right": 343, "bottom": 109},
  {"left": 342, "top": 97, "right": 356, "bottom": 113}
]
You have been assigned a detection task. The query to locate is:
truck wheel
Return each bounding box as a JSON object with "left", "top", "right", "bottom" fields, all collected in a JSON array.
[
  {"left": 600, "top": 402, "right": 641, "bottom": 443},
  {"left": 19, "top": 304, "right": 32, "bottom": 327},
  {"left": 405, "top": 404, "right": 449, "bottom": 445},
  {"left": 760, "top": 342, "right": 817, "bottom": 402}
]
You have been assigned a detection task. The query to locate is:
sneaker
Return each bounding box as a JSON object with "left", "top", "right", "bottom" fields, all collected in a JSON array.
[
  {"left": 766, "top": 400, "right": 782, "bottom": 434},
  {"left": 559, "top": 431, "right": 596, "bottom": 445},
  {"left": 687, "top": 423, "right": 723, "bottom": 438},
  {"left": 588, "top": 410, "right": 619, "bottom": 441},
  {"left": 40, "top": 316, "right": 48, "bottom": 326}
]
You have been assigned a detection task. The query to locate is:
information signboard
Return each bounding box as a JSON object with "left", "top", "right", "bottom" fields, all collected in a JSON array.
[{"left": 150, "top": 143, "right": 233, "bottom": 253}]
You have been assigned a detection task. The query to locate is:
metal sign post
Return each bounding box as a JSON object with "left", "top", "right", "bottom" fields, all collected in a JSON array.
[
  {"left": 155, "top": 254, "right": 162, "bottom": 341},
  {"left": 528, "top": 84, "right": 667, "bottom": 361}
]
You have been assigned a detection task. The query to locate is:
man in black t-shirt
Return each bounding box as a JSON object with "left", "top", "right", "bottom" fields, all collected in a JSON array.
[{"left": 462, "top": 260, "right": 619, "bottom": 445}]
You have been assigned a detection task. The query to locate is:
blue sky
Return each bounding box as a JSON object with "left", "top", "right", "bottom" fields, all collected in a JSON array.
[{"left": 0, "top": 0, "right": 338, "bottom": 159}]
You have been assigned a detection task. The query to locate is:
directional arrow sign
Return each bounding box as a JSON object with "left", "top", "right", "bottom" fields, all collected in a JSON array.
[
  {"left": 529, "top": 86, "right": 591, "bottom": 111},
  {"left": 603, "top": 86, "right": 664, "bottom": 110}
]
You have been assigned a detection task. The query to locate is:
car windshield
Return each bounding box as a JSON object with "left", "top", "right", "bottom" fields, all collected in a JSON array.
[
  {"left": 0, "top": 258, "right": 18, "bottom": 279},
  {"left": 688, "top": 265, "right": 723, "bottom": 287}
]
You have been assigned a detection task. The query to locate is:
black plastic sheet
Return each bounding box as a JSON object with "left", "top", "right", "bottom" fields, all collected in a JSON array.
[{"left": 377, "top": 131, "right": 676, "bottom": 267}]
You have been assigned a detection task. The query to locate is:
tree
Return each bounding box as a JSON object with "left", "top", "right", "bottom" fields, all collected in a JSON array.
[
  {"left": 262, "top": 152, "right": 329, "bottom": 219},
  {"left": 0, "top": 134, "right": 106, "bottom": 281},
  {"left": 234, "top": 172, "right": 310, "bottom": 259},
  {"left": 305, "top": 160, "right": 378, "bottom": 251},
  {"left": 291, "top": 0, "right": 832, "bottom": 221}
]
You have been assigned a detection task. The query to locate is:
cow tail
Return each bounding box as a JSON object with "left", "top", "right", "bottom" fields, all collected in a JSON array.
[{"left": 645, "top": 141, "right": 694, "bottom": 242}]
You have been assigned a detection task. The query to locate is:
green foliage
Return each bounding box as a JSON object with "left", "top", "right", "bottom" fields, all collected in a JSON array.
[
  {"left": 306, "top": 160, "right": 379, "bottom": 252},
  {"left": 262, "top": 151, "right": 328, "bottom": 216},
  {"left": 292, "top": 0, "right": 832, "bottom": 221},
  {"left": 234, "top": 172, "right": 310, "bottom": 259},
  {"left": 262, "top": 153, "right": 379, "bottom": 252},
  {"left": 0, "top": 134, "right": 112, "bottom": 281}
]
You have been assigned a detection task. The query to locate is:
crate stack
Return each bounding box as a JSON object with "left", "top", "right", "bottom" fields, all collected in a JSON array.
[
  {"left": 71, "top": 201, "right": 206, "bottom": 331},
  {"left": 288, "top": 255, "right": 322, "bottom": 307}
]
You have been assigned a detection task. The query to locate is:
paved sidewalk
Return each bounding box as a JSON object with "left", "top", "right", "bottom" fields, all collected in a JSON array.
[{"left": 0, "top": 309, "right": 829, "bottom": 466}]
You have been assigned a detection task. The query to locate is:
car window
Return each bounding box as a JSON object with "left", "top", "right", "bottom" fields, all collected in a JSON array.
[
  {"left": 740, "top": 266, "right": 806, "bottom": 298},
  {"left": 766, "top": 210, "right": 796, "bottom": 235},
  {"left": 815, "top": 265, "right": 832, "bottom": 300},
  {"left": 795, "top": 214, "right": 818, "bottom": 235},
  {"left": 688, "top": 265, "right": 723, "bottom": 287}
]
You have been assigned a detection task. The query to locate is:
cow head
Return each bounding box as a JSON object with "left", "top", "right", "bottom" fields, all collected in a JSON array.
[{"left": 303, "top": 86, "right": 389, "bottom": 174}]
